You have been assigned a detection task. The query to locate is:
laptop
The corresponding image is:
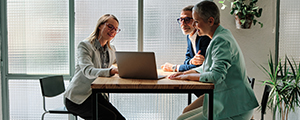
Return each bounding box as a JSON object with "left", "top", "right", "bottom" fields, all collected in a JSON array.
[{"left": 115, "top": 51, "right": 166, "bottom": 79}]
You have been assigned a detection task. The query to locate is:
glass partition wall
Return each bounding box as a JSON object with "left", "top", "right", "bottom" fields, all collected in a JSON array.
[
  {"left": 5, "top": 0, "right": 200, "bottom": 119},
  {"left": 278, "top": 0, "right": 300, "bottom": 119},
  {"left": 7, "top": 0, "right": 70, "bottom": 119}
]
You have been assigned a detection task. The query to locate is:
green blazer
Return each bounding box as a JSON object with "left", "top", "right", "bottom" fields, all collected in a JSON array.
[{"left": 194, "top": 25, "right": 259, "bottom": 119}]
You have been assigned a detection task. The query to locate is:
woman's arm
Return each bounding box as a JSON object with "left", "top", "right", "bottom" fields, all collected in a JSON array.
[
  {"left": 168, "top": 69, "right": 197, "bottom": 79},
  {"left": 77, "top": 41, "right": 111, "bottom": 79},
  {"left": 169, "top": 70, "right": 200, "bottom": 81}
]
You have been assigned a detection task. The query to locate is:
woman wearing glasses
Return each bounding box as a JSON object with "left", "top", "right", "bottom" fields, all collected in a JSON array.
[
  {"left": 170, "top": 1, "right": 258, "bottom": 120},
  {"left": 64, "top": 14, "right": 125, "bottom": 120}
]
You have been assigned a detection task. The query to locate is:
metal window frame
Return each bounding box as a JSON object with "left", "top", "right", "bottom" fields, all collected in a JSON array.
[
  {"left": 0, "top": 0, "right": 281, "bottom": 119},
  {"left": 1, "top": 0, "right": 9, "bottom": 119},
  {"left": 137, "top": 0, "right": 143, "bottom": 51},
  {"left": 0, "top": 0, "right": 141, "bottom": 119},
  {"left": 1, "top": 0, "right": 75, "bottom": 120}
]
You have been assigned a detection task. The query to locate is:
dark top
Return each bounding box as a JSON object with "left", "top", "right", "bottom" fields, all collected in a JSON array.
[{"left": 178, "top": 35, "right": 211, "bottom": 72}]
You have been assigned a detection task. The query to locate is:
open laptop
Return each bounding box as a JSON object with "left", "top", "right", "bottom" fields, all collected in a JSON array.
[{"left": 115, "top": 51, "right": 166, "bottom": 79}]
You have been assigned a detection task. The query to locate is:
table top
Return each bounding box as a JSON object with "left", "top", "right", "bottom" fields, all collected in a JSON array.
[{"left": 91, "top": 70, "right": 214, "bottom": 90}]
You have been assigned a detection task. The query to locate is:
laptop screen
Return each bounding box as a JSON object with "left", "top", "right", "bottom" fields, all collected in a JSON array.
[{"left": 115, "top": 51, "right": 160, "bottom": 79}]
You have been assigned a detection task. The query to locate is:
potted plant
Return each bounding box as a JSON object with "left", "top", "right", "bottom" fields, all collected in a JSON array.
[
  {"left": 219, "top": 0, "right": 263, "bottom": 29},
  {"left": 258, "top": 53, "right": 300, "bottom": 120}
]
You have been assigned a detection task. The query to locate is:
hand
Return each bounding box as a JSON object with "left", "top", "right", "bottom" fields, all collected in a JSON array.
[
  {"left": 191, "top": 50, "right": 205, "bottom": 65},
  {"left": 168, "top": 70, "right": 197, "bottom": 79},
  {"left": 110, "top": 68, "right": 118, "bottom": 75},
  {"left": 170, "top": 74, "right": 191, "bottom": 80},
  {"left": 168, "top": 72, "right": 186, "bottom": 80},
  {"left": 160, "top": 62, "right": 174, "bottom": 72},
  {"left": 169, "top": 71, "right": 200, "bottom": 81}
]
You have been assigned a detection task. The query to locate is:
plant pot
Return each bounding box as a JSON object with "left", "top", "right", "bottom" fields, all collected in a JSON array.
[{"left": 235, "top": 14, "right": 253, "bottom": 29}]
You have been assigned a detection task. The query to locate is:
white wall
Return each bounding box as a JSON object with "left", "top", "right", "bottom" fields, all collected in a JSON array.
[{"left": 215, "top": 0, "right": 276, "bottom": 119}]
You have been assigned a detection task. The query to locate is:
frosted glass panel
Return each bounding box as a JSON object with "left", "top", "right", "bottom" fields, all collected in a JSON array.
[
  {"left": 7, "top": 0, "right": 69, "bottom": 74},
  {"left": 109, "top": 94, "right": 188, "bottom": 120},
  {"left": 6, "top": 0, "right": 202, "bottom": 119},
  {"left": 75, "top": 1, "right": 194, "bottom": 119},
  {"left": 8, "top": 80, "right": 81, "bottom": 120},
  {"left": 8, "top": 79, "right": 190, "bottom": 120},
  {"left": 279, "top": 0, "right": 300, "bottom": 119},
  {"left": 75, "top": 0, "right": 138, "bottom": 55},
  {"left": 144, "top": 0, "right": 200, "bottom": 68},
  {"left": 279, "top": 0, "right": 300, "bottom": 62}
]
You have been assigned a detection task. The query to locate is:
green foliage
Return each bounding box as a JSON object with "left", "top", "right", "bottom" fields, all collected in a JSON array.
[
  {"left": 259, "top": 52, "right": 300, "bottom": 120},
  {"left": 219, "top": 0, "right": 263, "bottom": 28}
]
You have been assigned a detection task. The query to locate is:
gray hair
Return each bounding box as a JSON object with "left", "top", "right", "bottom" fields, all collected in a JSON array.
[
  {"left": 193, "top": 1, "right": 220, "bottom": 25},
  {"left": 182, "top": 5, "right": 194, "bottom": 12}
]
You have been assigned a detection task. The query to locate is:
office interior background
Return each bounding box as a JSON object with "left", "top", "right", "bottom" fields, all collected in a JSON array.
[{"left": 1, "top": 0, "right": 300, "bottom": 119}]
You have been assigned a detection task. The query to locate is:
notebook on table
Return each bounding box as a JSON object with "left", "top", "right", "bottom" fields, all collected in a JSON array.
[{"left": 115, "top": 51, "right": 166, "bottom": 80}]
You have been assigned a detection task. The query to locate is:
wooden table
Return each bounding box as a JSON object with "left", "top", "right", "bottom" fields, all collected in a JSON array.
[{"left": 91, "top": 71, "right": 214, "bottom": 120}]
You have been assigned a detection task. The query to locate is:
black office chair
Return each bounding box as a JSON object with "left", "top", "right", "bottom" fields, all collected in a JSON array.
[
  {"left": 247, "top": 76, "right": 256, "bottom": 120},
  {"left": 261, "top": 85, "right": 271, "bottom": 120},
  {"left": 39, "top": 75, "right": 77, "bottom": 120},
  {"left": 247, "top": 76, "right": 255, "bottom": 89}
]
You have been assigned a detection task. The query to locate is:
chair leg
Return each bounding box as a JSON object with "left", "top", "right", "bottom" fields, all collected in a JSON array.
[
  {"left": 42, "top": 111, "right": 77, "bottom": 120},
  {"left": 72, "top": 114, "right": 78, "bottom": 120},
  {"left": 41, "top": 112, "right": 47, "bottom": 120}
]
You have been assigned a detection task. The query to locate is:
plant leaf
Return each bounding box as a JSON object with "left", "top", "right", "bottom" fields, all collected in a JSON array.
[
  {"left": 230, "top": 9, "right": 235, "bottom": 15},
  {"left": 258, "top": 8, "right": 263, "bottom": 17},
  {"left": 252, "top": 6, "right": 259, "bottom": 10},
  {"left": 286, "top": 55, "right": 296, "bottom": 77},
  {"left": 252, "top": 0, "right": 258, "bottom": 4},
  {"left": 240, "top": 19, "right": 246, "bottom": 25},
  {"left": 259, "top": 22, "right": 263, "bottom": 28},
  {"left": 253, "top": 19, "right": 257, "bottom": 25}
]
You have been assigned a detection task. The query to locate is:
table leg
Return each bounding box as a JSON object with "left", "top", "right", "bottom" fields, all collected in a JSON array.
[
  {"left": 92, "top": 90, "right": 97, "bottom": 120},
  {"left": 208, "top": 90, "right": 214, "bottom": 120},
  {"left": 188, "top": 93, "right": 192, "bottom": 105}
]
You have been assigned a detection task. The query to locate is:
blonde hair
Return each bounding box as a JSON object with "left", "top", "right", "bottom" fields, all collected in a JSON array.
[{"left": 86, "top": 14, "right": 119, "bottom": 49}]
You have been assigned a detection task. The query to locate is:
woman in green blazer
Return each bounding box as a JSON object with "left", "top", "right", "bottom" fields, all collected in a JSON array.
[{"left": 169, "top": 1, "right": 259, "bottom": 120}]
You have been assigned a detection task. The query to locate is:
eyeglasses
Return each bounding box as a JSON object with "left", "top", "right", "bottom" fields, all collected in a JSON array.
[
  {"left": 177, "top": 17, "right": 193, "bottom": 25},
  {"left": 105, "top": 23, "right": 121, "bottom": 34}
]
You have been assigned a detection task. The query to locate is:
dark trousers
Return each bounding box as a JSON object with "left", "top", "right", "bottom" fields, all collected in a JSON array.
[{"left": 65, "top": 95, "right": 125, "bottom": 120}]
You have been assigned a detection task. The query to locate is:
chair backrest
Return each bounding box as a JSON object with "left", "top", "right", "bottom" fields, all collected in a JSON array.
[
  {"left": 39, "top": 75, "right": 65, "bottom": 97},
  {"left": 261, "top": 85, "right": 271, "bottom": 120},
  {"left": 247, "top": 76, "right": 255, "bottom": 89}
]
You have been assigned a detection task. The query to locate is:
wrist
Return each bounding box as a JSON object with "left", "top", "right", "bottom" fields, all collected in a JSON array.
[
  {"left": 172, "top": 64, "right": 177, "bottom": 72},
  {"left": 109, "top": 68, "right": 113, "bottom": 76},
  {"left": 109, "top": 68, "right": 117, "bottom": 76}
]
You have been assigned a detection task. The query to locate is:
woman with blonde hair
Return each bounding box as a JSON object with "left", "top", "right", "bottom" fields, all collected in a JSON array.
[{"left": 64, "top": 14, "right": 125, "bottom": 120}]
